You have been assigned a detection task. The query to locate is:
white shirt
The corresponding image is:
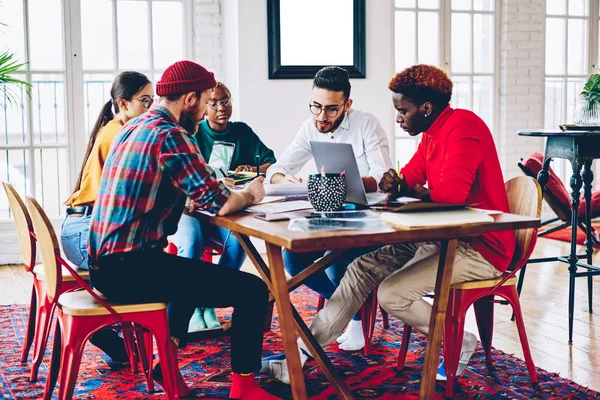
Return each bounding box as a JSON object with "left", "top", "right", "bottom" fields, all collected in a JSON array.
[{"left": 266, "top": 109, "right": 393, "bottom": 185}]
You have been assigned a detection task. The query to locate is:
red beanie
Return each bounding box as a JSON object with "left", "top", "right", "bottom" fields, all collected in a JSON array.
[{"left": 156, "top": 60, "right": 216, "bottom": 97}]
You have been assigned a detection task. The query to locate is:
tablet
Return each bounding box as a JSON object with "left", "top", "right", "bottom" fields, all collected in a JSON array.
[{"left": 208, "top": 141, "right": 235, "bottom": 179}]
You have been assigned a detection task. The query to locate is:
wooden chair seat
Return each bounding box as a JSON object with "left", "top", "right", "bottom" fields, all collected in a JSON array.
[
  {"left": 33, "top": 264, "right": 89, "bottom": 282},
  {"left": 451, "top": 274, "right": 517, "bottom": 290},
  {"left": 58, "top": 290, "right": 167, "bottom": 317}
]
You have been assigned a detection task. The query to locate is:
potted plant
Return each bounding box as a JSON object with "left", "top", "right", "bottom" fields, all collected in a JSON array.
[
  {"left": 574, "top": 73, "right": 600, "bottom": 126},
  {"left": 1, "top": 8, "right": 32, "bottom": 104}
]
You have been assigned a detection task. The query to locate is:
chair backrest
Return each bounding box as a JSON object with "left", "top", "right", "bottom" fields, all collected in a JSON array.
[
  {"left": 25, "top": 196, "right": 62, "bottom": 303},
  {"left": 505, "top": 176, "right": 542, "bottom": 272},
  {"left": 2, "top": 182, "right": 36, "bottom": 272},
  {"left": 518, "top": 153, "right": 571, "bottom": 221}
]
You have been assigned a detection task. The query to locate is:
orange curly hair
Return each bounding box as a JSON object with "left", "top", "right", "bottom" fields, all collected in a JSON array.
[{"left": 388, "top": 65, "right": 453, "bottom": 107}]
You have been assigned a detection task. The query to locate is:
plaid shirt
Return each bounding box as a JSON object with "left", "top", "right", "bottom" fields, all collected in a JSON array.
[{"left": 87, "top": 106, "right": 230, "bottom": 265}]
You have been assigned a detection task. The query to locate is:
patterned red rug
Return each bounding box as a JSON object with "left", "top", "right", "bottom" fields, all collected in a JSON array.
[
  {"left": 541, "top": 223, "right": 600, "bottom": 248},
  {"left": 1, "top": 287, "right": 599, "bottom": 399}
]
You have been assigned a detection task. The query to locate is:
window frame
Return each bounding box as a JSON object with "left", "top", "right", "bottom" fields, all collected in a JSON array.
[{"left": 0, "top": 0, "right": 192, "bottom": 224}]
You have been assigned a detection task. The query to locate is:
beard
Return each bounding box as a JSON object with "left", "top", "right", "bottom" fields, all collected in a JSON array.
[
  {"left": 180, "top": 110, "right": 200, "bottom": 135},
  {"left": 314, "top": 111, "right": 346, "bottom": 134}
]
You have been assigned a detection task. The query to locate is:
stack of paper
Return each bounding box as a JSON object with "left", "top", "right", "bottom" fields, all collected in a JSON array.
[
  {"left": 246, "top": 200, "right": 313, "bottom": 214},
  {"left": 264, "top": 183, "right": 308, "bottom": 196},
  {"left": 381, "top": 208, "right": 494, "bottom": 229}
]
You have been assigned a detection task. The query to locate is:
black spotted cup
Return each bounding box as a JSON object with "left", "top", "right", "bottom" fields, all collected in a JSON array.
[{"left": 308, "top": 174, "right": 347, "bottom": 212}]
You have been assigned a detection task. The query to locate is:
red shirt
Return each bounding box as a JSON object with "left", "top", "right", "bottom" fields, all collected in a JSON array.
[{"left": 401, "top": 106, "right": 515, "bottom": 272}]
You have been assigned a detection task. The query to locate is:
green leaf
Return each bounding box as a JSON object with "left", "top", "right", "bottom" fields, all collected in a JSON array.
[{"left": 0, "top": 49, "right": 32, "bottom": 105}]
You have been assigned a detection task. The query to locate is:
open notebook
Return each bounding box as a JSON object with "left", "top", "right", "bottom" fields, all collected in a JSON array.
[{"left": 381, "top": 208, "right": 495, "bottom": 229}]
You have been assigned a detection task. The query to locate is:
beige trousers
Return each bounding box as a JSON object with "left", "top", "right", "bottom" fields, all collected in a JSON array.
[{"left": 300, "top": 241, "right": 501, "bottom": 353}]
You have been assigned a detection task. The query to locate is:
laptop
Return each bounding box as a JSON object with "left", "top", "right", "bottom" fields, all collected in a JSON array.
[
  {"left": 208, "top": 141, "right": 235, "bottom": 179},
  {"left": 310, "top": 141, "right": 389, "bottom": 205}
]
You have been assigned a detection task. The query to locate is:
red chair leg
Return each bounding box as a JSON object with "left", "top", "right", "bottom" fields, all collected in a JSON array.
[
  {"left": 503, "top": 286, "right": 538, "bottom": 384},
  {"left": 43, "top": 322, "right": 62, "bottom": 400},
  {"left": 144, "top": 312, "right": 178, "bottom": 400},
  {"left": 317, "top": 295, "right": 325, "bottom": 311},
  {"left": 134, "top": 325, "right": 154, "bottom": 393},
  {"left": 30, "top": 291, "right": 56, "bottom": 382},
  {"left": 122, "top": 323, "right": 139, "bottom": 373},
  {"left": 473, "top": 295, "right": 495, "bottom": 364},
  {"left": 361, "top": 290, "right": 377, "bottom": 356},
  {"left": 380, "top": 306, "right": 390, "bottom": 329},
  {"left": 396, "top": 324, "right": 412, "bottom": 371},
  {"left": 443, "top": 290, "right": 468, "bottom": 398},
  {"left": 57, "top": 316, "right": 92, "bottom": 400},
  {"left": 21, "top": 283, "right": 37, "bottom": 362}
]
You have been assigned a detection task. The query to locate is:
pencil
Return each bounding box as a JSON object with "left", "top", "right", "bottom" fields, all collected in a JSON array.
[{"left": 256, "top": 155, "right": 260, "bottom": 178}]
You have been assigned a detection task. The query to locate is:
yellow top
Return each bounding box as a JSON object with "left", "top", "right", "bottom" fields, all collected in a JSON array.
[{"left": 65, "top": 119, "right": 123, "bottom": 207}]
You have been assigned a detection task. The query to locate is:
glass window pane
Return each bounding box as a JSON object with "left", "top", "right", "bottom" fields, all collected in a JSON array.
[
  {"left": 395, "top": 134, "right": 420, "bottom": 169},
  {"left": 2, "top": 0, "right": 26, "bottom": 65},
  {"left": 117, "top": 1, "right": 150, "bottom": 69},
  {"left": 546, "top": 0, "right": 566, "bottom": 15},
  {"left": 452, "top": 0, "right": 471, "bottom": 11},
  {"left": 0, "top": 74, "right": 29, "bottom": 146},
  {"left": 83, "top": 74, "right": 115, "bottom": 136},
  {"left": 473, "top": 76, "right": 494, "bottom": 128},
  {"left": 544, "top": 78, "right": 564, "bottom": 128},
  {"left": 451, "top": 13, "right": 472, "bottom": 73},
  {"left": 418, "top": 0, "right": 439, "bottom": 9},
  {"left": 28, "top": 0, "right": 64, "bottom": 70},
  {"left": 31, "top": 74, "right": 66, "bottom": 145},
  {"left": 567, "top": 19, "right": 588, "bottom": 75},
  {"left": 566, "top": 78, "right": 586, "bottom": 123},
  {"left": 473, "top": 14, "right": 494, "bottom": 73},
  {"left": 418, "top": 12, "right": 439, "bottom": 66},
  {"left": 395, "top": 11, "right": 417, "bottom": 70},
  {"left": 451, "top": 75, "right": 472, "bottom": 110},
  {"left": 396, "top": 0, "right": 416, "bottom": 7},
  {"left": 545, "top": 18, "right": 565, "bottom": 75},
  {"left": 0, "top": 150, "right": 30, "bottom": 219},
  {"left": 474, "top": 0, "right": 494, "bottom": 11},
  {"left": 568, "top": 0, "right": 587, "bottom": 16},
  {"left": 34, "top": 147, "right": 68, "bottom": 217},
  {"left": 152, "top": 2, "right": 184, "bottom": 69},
  {"left": 81, "top": 0, "right": 115, "bottom": 70},
  {"left": 280, "top": 0, "right": 353, "bottom": 66}
]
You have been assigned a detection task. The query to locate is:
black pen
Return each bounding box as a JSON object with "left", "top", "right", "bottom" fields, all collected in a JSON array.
[{"left": 256, "top": 155, "right": 260, "bottom": 178}]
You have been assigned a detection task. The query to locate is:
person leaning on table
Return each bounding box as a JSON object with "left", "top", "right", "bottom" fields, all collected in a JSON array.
[
  {"left": 86, "top": 60, "right": 280, "bottom": 400},
  {"left": 261, "top": 64, "right": 516, "bottom": 385}
]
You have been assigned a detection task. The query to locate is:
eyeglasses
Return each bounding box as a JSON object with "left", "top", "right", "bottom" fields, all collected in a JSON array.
[
  {"left": 207, "top": 97, "right": 232, "bottom": 109},
  {"left": 136, "top": 96, "right": 155, "bottom": 109},
  {"left": 309, "top": 102, "right": 346, "bottom": 118}
]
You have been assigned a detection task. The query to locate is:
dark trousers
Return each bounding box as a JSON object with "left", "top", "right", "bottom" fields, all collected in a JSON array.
[{"left": 90, "top": 249, "right": 268, "bottom": 373}]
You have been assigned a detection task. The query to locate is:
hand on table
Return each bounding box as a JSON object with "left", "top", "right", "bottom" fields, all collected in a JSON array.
[{"left": 378, "top": 168, "right": 405, "bottom": 196}]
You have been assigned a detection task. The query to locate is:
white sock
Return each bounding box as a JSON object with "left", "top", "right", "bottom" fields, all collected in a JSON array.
[{"left": 339, "top": 320, "right": 365, "bottom": 351}]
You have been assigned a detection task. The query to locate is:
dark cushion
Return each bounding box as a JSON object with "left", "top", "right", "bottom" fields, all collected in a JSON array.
[{"left": 521, "top": 153, "right": 573, "bottom": 211}]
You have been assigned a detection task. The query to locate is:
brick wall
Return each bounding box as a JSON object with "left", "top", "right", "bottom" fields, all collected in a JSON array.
[
  {"left": 498, "top": 0, "right": 546, "bottom": 180},
  {"left": 192, "top": 0, "right": 223, "bottom": 80}
]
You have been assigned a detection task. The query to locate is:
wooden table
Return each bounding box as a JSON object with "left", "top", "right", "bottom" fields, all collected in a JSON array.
[
  {"left": 191, "top": 209, "right": 539, "bottom": 399},
  {"left": 518, "top": 129, "right": 600, "bottom": 343}
]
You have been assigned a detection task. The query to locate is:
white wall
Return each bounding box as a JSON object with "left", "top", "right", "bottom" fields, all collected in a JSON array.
[{"left": 222, "top": 0, "right": 396, "bottom": 161}]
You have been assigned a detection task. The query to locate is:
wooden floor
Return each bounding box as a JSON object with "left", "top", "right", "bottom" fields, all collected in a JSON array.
[{"left": 1, "top": 237, "right": 599, "bottom": 393}]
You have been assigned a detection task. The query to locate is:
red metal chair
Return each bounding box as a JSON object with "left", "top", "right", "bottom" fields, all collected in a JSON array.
[
  {"left": 396, "top": 176, "right": 541, "bottom": 397},
  {"left": 26, "top": 195, "right": 179, "bottom": 400},
  {"left": 2, "top": 182, "right": 93, "bottom": 381},
  {"left": 317, "top": 289, "right": 390, "bottom": 356}
]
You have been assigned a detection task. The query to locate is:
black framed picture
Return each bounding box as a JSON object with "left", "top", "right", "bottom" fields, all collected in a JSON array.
[{"left": 267, "top": 0, "right": 366, "bottom": 79}]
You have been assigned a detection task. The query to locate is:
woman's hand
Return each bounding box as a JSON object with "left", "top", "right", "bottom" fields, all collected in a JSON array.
[{"left": 235, "top": 165, "right": 252, "bottom": 173}]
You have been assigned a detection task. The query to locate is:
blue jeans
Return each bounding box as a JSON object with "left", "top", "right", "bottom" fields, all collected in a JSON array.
[
  {"left": 169, "top": 213, "right": 246, "bottom": 269},
  {"left": 282, "top": 246, "right": 380, "bottom": 321},
  {"left": 60, "top": 214, "right": 91, "bottom": 270}
]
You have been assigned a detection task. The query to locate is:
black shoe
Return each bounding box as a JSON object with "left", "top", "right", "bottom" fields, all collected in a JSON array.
[{"left": 89, "top": 329, "right": 129, "bottom": 363}]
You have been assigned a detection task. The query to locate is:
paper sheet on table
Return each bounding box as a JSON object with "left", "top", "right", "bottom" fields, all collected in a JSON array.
[
  {"left": 246, "top": 200, "right": 313, "bottom": 214},
  {"left": 259, "top": 196, "right": 285, "bottom": 205},
  {"left": 288, "top": 217, "right": 391, "bottom": 232},
  {"left": 264, "top": 183, "right": 308, "bottom": 196},
  {"left": 381, "top": 208, "right": 494, "bottom": 229}
]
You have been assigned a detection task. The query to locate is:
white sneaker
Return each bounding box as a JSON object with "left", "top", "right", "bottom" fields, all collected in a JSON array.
[
  {"left": 338, "top": 319, "right": 365, "bottom": 351},
  {"left": 336, "top": 330, "right": 349, "bottom": 344},
  {"left": 259, "top": 358, "right": 290, "bottom": 384},
  {"left": 456, "top": 331, "right": 478, "bottom": 376}
]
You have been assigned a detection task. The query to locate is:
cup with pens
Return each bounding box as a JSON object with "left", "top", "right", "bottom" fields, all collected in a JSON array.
[{"left": 307, "top": 166, "right": 347, "bottom": 211}]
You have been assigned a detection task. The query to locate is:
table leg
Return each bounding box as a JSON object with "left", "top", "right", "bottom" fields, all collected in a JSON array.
[
  {"left": 419, "top": 239, "right": 458, "bottom": 400},
  {"left": 568, "top": 160, "right": 584, "bottom": 344},
  {"left": 582, "top": 159, "right": 594, "bottom": 313},
  {"left": 537, "top": 156, "right": 552, "bottom": 192},
  {"left": 265, "top": 242, "right": 308, "bottom": 400}
]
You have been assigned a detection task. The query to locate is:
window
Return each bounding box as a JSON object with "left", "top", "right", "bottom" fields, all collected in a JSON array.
[
  {"left": 0, "top": 0, "right": 190, "bottom": 220},
  {"left": 544, "top": 0, "right": 599, "bottom": 182},
  {"left": 393, "top": 0, "right": 498, "bottom": 168}
]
